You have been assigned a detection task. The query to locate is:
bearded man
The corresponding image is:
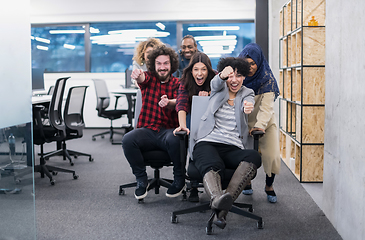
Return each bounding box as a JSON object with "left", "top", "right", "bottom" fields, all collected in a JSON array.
[{"left": 122, "top": 45, "right": 185, "bottom": 200}]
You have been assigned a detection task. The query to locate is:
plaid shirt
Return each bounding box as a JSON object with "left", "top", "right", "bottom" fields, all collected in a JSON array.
[
  {"left": 137, "top": 71, "right": 179, "bottom": 131},
  {"left": 176, "top": 82, "right": 191, "bottom": 113}
]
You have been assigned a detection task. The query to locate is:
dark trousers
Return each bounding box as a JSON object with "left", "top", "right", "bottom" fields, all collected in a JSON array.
[
  {"left": 122, "top": 127, "right": 182, "bottom": 181},
  {"left": 192, "top": 141, "right": 262, "bottom": 180}
]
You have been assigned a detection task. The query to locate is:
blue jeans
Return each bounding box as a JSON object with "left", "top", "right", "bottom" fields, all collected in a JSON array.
[{"left": 122, "top": 128, "right": 182, "bottom": 181}]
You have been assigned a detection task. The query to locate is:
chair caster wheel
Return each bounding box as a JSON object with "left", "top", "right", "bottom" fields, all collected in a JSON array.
[
  {"left": 74, "top": 155, "right": 78, "bottom": 159},
  {"left": 89, "top": 157, "right": 94, "bottom": 162},
  {"left": 52, "top": 171, "right": 58, "bottom": 175},
  {"left": 171, "top": 215, "right": 178, "bottom": 223},
  {"left": 92, "top": 137, "right": 96, "bottom": 141},
  {"left": 119, "top": 189, "right": 125, "bottom": 195},
  {"left": 70, "top": 162, "right": 74, "bottom": 166},
  {"left": 249, "top": 207, "right": 253, "bottom": 212},
  {"left": 73, "top": 174, "right": 79, "bottom": 180},
  {"left": 257, "top": 220, "right": 264, "bottom": 229},
  {"left": 206, "top": 225, "right": 213, "bottom": 235},
  {"left": 101, "top": 135, "right": 105, "bottom": 139},
  {"left": 50, "top": 179, "right": 55, "bottom": 185},
  {"left": 138, "top": 199, "right": 144, "bottom": 204}
]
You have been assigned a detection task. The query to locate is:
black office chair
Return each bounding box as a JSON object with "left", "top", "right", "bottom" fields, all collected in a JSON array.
[
  {"left": 61, "top": 86, "right": 93, "bottom": 165},
  {"left": 27, "top": 77, "right": 79, "bottom": 185},
  {"left": 119, "top": 89, "right": 187, "bottom": 203},
  {"left": 91, "top": 79, "right": 130, "bottom": 144},
  {"left": 171, "top": 96, "right": 264, "bottom": 234}
]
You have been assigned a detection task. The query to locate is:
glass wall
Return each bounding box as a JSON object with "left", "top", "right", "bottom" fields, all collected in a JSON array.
[{"left": 31, "top": 20, "right": 254, "bottom": 73}]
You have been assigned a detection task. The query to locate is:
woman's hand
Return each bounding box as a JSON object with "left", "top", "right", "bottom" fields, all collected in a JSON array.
[
  {"left": 198, "top": 91, "right": 209, "bottom": 96},
  {"left": 243, "top": 100, "right": 254, "bottom": 114},
  {"left": 173, "top": 126, "right": 190, "bottom": 136},
  {"left": 219, "top": 66, "right": 234, "bottom": 80}
]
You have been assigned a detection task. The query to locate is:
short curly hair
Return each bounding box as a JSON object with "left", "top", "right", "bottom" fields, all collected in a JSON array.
[
  {"left": 146, "top": 45, "right": 179, "bottom": 74},
  {"left": 217, "top": 57, "right": 250, "bottom": 76},
  {"left": 132, "top": 38, "right": 163, "bottom": 66}
]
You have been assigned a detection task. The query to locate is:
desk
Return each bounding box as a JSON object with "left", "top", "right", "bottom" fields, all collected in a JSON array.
[
  {"left": 32, "top": 95, "right": 52, "bottom": 105},
  {"left": 111, "top": 88, "right": 138, "bottom": 126}
]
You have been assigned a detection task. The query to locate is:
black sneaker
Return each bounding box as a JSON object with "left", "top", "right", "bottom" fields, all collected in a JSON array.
[
  {"left": 166, "top": 179, "right": 186, "bottom": 198},
  {"left": 134, "top": 180, "right": 149, "bottom": 200}
]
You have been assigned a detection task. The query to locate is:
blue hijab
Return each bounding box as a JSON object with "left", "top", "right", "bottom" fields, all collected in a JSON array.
[{"left": 238, "top": 43, "right": 280, "bottom": 100}]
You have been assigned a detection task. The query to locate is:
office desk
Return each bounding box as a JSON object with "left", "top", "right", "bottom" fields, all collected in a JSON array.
[
  {"left": 111, "top": 88, "right": 138, "bottom": 126},
  {"left": 32, "top": 95, "right": 52, "bottom": 105}
]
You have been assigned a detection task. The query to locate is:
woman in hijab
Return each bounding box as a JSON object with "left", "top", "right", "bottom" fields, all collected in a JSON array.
[{"left": 238, "top": 43, "right": 280, "bottom": 203}]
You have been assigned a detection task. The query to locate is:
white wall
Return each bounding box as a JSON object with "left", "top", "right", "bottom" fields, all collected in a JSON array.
[
  {"left": 0, "top": 0, "right": 32, "bottom": 128},
  {"left": 323, "top": 1, "right": 365, "bottom": 240},
  {"left": 30, "top": 0, "right": 255, "bottom": 23}
]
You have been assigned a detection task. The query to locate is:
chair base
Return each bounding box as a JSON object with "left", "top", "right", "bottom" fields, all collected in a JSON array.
[
  {"left": 119, "top": 168, "right": 187, "bottom": 201},
  {"left": 92, "top": 124, "right": 132, "bottom": 144},
  {"left": 171, "top": 201, "right": 263, "bottom": 234}
]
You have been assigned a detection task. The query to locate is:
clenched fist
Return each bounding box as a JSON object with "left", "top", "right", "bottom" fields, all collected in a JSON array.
[{"left": 243, "top": 100, "right": 254, "bottom": 114}]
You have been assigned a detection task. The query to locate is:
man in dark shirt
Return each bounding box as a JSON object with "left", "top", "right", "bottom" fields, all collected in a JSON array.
[
  {"left": 175, "top": 35, "right": 198, "bottom": 78},
  {"left": 122, "top": 45, "right": 185, "bottom": 200}
]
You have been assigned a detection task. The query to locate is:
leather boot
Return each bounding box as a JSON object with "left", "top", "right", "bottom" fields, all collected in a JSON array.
[
  {"left": 214, "top": 162, "right": 257, "bottom": 229},
  {"left": 203, "top": 170, "right": 233, "bottom": 212}
]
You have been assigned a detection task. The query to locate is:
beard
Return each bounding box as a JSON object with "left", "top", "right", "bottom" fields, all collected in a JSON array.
[{"left": 156, "top": 69, "right": 171, "bottom": 82}]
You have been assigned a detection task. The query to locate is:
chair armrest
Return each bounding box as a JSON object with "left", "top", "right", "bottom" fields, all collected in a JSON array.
[
  {"left": 96, "top": 97, "right": 107, "bottom": 116},
  {"left": 251, "top": 130, "right": 265, "bottom": 151},
  {"left": 33, "top": 105, "right": 47, "bottom": 140},
  {"left": 175, "top": 130, "right": 188, "bottom": 178},
  {"left": 113, "top": 95, "right": 122, "bottom": 109}
]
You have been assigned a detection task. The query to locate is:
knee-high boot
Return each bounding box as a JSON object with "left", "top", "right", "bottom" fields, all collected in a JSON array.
[
  {"left": 214, "top": 161, "right": 257, "bottom": 229},
  {"left": 203, "top": 170, "right": 233, "bottom": 212}
]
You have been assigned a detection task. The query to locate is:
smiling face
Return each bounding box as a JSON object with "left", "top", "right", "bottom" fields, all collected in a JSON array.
[
  {"left": 181, "top": 38, "right": 197, "bottom": 60},
  {"left": 192, "top": 62, "right": 208, "bottom": 86},
  {"left": 155, "top": 55, "right": 171, "bottom": 82},
  {"left": 226, "top": 69, "right": 245, "bottom": 94},
  {"left": 143, "top": 46, "right": 154, "bottom": 63},
  {"left": 246, "top": 57, "right": 257, "bottom": 77}
]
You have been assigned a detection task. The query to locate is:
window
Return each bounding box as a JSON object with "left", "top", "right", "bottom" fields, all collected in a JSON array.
[
  {"left": 31, "top": 25, "right": 86, "bottom": 72},
  {"left": 31, "top": 21, "right": 255, "bottom": 73}
]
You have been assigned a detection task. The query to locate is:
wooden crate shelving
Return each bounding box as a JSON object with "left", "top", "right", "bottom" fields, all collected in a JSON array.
[{"left": 279, "top": 0, "right": 325, "bottom": 182}]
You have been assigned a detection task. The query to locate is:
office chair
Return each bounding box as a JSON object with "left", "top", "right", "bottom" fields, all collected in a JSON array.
[
  {"left": 17, "top": 77, "right": 79, "bottom": 185},
  {"left": 62, "top": 86, "right": 94, "bottom": 165},
  {"left": 119, "top": 89, "right": 187, "bottom": 203},
  {"left": 171, "top": 96, "right": 264, "bottom": 234},
  {"left": 91, "top": 79, "right": 130, "bottom": 144}
]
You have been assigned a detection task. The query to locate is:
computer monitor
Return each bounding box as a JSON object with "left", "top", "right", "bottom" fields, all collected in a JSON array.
[
  {"left": 32, "top": 68, "right": 45, "bottom": 93},
  {"left": 125, "top": 68, "right": 132, "bottom": 88}
]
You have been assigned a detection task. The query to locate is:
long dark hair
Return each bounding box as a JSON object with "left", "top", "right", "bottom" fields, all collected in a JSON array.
[{"left": 180, "top": 52, "right": 216, "bottom": 98}]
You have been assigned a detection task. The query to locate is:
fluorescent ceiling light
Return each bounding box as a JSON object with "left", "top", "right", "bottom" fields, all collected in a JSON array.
[
  {"left": 30, "top": 36, "right": 34, "bottom": 40},
  {"left": 202, "top": 45, "right": 235, "bottom": 54},
  {"left": 36, "top": 45, "right": 48, "bottom": 51},
  {"left": 188, "top": 26, "right": 240, "bottom": 31},
  {"left": 198, "top": 40, "right": 237, "bottom": 46},
  {"left": 90, "top": 27, "right": 100, "bottom": 33},
  {"left": 206, "top": 54, "right": 222, "bottom": 58},
  {"left": 63, "top": 44, "right": 75, "bottom": 50},
  {"left": 49, "top": 30, "right": 85, "bottom": 34},
  {"left": 194, "top": 35, "right": 237, "bottom": 41},
  {"left": 156, "top": 22, "right": 165, "bottom": 30},
  {"left": 35, "top": 37, "right": 50, "bottom": 44}
]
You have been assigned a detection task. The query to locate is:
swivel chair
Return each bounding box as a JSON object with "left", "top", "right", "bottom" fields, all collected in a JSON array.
[
  {"left": 119, "top": 89, "right": 187, "bottom": 203},
  {"left": 171, "top": 96, "right": 264, "bottom": 234},
  {"left": 92, "top": 79, "right": 130, "bottom": 144},
  {"left": 29, "top": 77, "right": 79, "bottom": 185}
]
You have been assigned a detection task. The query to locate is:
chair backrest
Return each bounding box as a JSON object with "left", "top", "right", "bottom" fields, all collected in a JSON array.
[
  {"left": 133, "top": 89, "right": 142, "bottom": 127},
  {"left": 64, "top": 86, "right": 88, "bottom": 135},
  {"left": 48, "top": 77, "right": 70, "bottom": 136},
  {"left": 92, "top": 79, "right": 110, "bottom": 111},
  {"left": 125, "top": 69, "right": 133, "bottom": 88},
  {"left": 189, "top": 95, "right": 210, "bottom": 159},
  {"left": 47, "top": 85, "right": 55, "bottom": 95}
]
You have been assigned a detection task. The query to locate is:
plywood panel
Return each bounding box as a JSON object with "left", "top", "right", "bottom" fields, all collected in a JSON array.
[
  {"left": 295, "top": 29, "right": 302, "bottom": 65},
  {"left": 292, "top": 68, "right": 301, "bottom": 102},
  {"left": 279, "top": 70, "right": 283, "bottom": 97},
  {"left": 291, "top": 33, "right": 296, "bottom": 66},
  {"left": 283, "top": 37, "right": 288, "bottom": 67},
  {"left": 303, "top": 0, "right": 326, "bottom": 26},
  {"left": 280, "top": 9, "right": 283, "bottom": 37},
  {"left": 302, "top": 67, "right": 325, "bottom": 104},
  {"left": 301, "top": 145, "right": 324, "bottom": 181},
  {"left": 284, "top": 2, "right": 292, "bottom": 35},
  {"left": 303, "top": 27, "right": 326, "bottom": 65},
  {"left": 296, "top": 106, "right": 324, "bottom": 143}
]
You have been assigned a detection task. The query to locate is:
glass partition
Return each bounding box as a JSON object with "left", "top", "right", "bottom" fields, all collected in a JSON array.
[{"left": 0, "top": 123, "right": 36, "bottom": 240}]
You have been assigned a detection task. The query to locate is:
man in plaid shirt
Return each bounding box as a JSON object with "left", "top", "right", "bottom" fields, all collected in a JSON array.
[{"left": 122, "top": 45, "right": 185, "bottom": 200}]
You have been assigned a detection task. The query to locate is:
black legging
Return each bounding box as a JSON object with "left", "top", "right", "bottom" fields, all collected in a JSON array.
[
  {"left": 266, "top": 173, "right": 276, "bottom": 187},
  {"left": 192, "top": 141, "right": 262, "bottom": 180}
]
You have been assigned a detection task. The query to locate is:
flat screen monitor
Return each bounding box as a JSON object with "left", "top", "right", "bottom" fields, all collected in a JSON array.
[{"left": 32, "top": 68, "right": 45, "bottom": 92}]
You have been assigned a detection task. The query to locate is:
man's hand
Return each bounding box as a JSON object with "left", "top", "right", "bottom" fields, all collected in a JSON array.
[
  {"left": 219, "top": 66, "right": 234, "bottom": 80},
  {"left": 159, "top": 95, "right": 169, "bottom": 108},
  {"left": 243, "top": 100, "right": 254, "bottom": 114},
  {"left": 131, "top": 69, "right": 145, "bottom": 83}
]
